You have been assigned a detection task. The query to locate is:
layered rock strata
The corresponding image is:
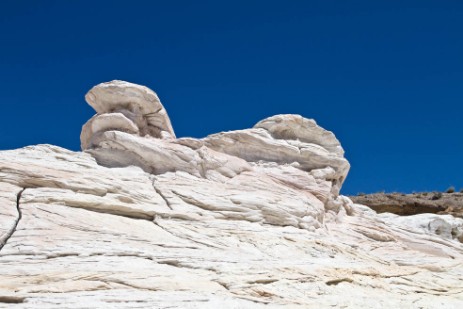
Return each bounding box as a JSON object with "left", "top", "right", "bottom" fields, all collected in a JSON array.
[
  {"left": 0, "top": 81, "right": 462, "bottom": 308},
  {"left": 350, "top": 191, "right": 463, "bottom": 218}
]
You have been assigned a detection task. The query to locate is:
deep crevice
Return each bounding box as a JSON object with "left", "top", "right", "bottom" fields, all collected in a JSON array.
[{"left": 0, "top": 188, "right": 26, "bottom": 252}]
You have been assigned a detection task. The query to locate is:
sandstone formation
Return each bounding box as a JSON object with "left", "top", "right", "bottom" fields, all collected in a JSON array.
[
  {"left": 350, "top": 191, "right": 463, "bottom": 218},
  {"left": 84, "top": 80, "right": 175, "bottom": 139},
  {"left": 0, "top": 81, "right": 462, "bottom": 308}
]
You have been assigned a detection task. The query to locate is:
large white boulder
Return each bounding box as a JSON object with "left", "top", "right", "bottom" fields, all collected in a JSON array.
[{"left": 85, "top": 80, "right": 175, "bottom": 138}]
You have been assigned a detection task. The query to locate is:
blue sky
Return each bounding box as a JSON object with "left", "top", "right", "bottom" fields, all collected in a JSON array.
[{"left": 0, "top": 0, "right": 462, "bottom": 194}]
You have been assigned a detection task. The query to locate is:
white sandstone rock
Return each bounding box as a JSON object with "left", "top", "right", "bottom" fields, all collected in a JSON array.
[
  {"left": 254, "top": 114, "right": 345, "bottom": 156},
  {"left": 0, "top": 81, "right": 462, "bottom": 308},
  {"left": 85, "top": 80, "right": 175, "bottom": 138},
  {"left": 379, "top": 212, "right": 463, "bottom": 242},
  {"left": 1, "top": 145, "right": 462, "bottom": 308},
  {"left": 202, "top": 126, "right": 349, "bottom": 195},
  {"left": 82, "top": 81, "right": 348, "bottom": 197},
  {"left": 80, "top": 112, "right": 139, "bottom": 149}
]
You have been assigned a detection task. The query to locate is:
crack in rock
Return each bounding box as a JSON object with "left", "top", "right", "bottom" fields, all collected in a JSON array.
[
  {"left": 152, "top": 220, "right": 222, "bottom": 249},
  {"left": 151, "top": 179, "right": 173, "bottom": 211},
  {"left": 0, "top": 296, "right": 26, "bottom": 304},
  {"left": 325, "top": 278, "right": 354, "bottom": 286},
  {"left": 0, "top": 188, "right": 26, "bottom": 252}
]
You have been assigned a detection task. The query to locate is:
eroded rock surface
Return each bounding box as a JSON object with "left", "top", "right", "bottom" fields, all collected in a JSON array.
[
  {"left": 82, "top": 80, "right": 175, "bottom": 142},
  {"left": 0, "top": 81, "right": 462, "bottom": 308}
]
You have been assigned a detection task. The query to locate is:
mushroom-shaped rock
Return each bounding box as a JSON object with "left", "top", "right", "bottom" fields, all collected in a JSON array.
[
  {"left": 81, "top": 81, "right": 350, "bottom": 198},
  {"left": 85, "top": 80, "right": 175, "bottom": 138},
  {"left": 202, "top": 115, "right": 350, "bottom": 195}
]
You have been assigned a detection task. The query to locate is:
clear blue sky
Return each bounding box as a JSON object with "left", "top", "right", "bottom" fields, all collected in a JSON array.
[{"left": 0, "top": 0, "right": 462, "bottom": 194}]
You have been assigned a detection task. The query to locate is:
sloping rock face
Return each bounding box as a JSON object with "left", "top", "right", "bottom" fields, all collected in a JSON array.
[{"left": 0, "top": 81, "right": 462, "bottom": 308}]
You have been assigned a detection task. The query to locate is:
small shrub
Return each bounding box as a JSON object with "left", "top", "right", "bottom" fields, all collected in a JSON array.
[
  {"left": 431, "top": 192, "right": 442, "bottom": 200},
  {"left": 446, "top": 186, "right": 455, "bottom": 193}
]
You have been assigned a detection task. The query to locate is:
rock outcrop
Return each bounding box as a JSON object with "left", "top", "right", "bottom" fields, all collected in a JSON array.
[
  {"left": 350, "top": 191, "right": 463, "bottom": 218},
  {"left": 81, "top": 81, "right": 349, "bottom": 198},
  {"left": 0, "top": 81, "right": 462, "bottom": 308}
]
